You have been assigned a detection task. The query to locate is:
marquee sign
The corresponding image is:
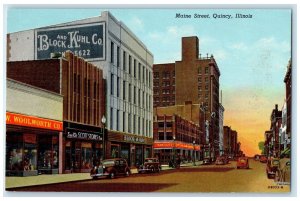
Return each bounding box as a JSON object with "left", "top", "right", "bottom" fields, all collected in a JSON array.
[
  {"left": 66, "top": 128, "right": 103, "bottom": 141},
  {"left": 153, "top": 141, "right": 200, "bottom": 150},
  {"left": 6, "top": 112, "right": 63, "bottom": 131},
  {"left": 35, "top": 23, "right": 105, "bottom": 60}
]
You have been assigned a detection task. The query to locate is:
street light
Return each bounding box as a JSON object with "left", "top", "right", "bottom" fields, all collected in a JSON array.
[
  {"left": 101, "top": 115, "right": 106, "bottom": 160},
  {"left": 173, "top": 136, "right": 176, "bottom": 167},
  {"left": 193, "top": 140, "right": 196, "bottom": 166}
]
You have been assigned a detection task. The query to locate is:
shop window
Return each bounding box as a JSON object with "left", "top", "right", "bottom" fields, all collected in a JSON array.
[
  {"left": 81, "top": 142, "right": 92, "bottom": 169},
  {"left": 65, "top": 141, "right": 71, "bottom": 170},
  {"left": 38, "top": 135, "right": 58, "bottom": 172},
  {"left": 121, "top": 144, "right": 130, "bottom": 163},
  {"left": 111, "top": 145, "right": 119, "bottom": 158}
]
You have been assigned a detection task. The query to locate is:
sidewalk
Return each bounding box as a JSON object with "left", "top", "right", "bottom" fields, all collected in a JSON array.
[{"left": 5, "top": 162, "right": 202, "bottom": 189}]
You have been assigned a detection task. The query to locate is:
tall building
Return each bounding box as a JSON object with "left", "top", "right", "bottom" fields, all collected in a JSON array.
[
  {"left": 7, "top": 52, "right": 106, "bottom": 173},
  {"left": 270, "top": 104, "right": 282, "bottom": 157},
  {"left": 7, "top": 11, "right": 154, "bottom": 166},
  {"left": 153, "top": 36, "right": 220, "bottom": 159},
  {"left": 283, "top": 59, "right": 291, "bottom": 149},
  {"left": 219, "top": 103, "right": 225, "bottom": 155}
]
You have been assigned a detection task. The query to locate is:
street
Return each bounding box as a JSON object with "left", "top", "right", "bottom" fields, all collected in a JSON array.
[{"left": 8, "top": 159, "right": 290, "bottom": 193}]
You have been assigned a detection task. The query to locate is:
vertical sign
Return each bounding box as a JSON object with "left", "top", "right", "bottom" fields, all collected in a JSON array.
[{"left": 35, "top": 23, "right": 105, "bottom": 60}]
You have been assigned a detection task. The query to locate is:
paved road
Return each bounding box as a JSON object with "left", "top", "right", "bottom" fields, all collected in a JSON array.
[{"left": 9, "top": 159, "right": 290, "bottom": 193}]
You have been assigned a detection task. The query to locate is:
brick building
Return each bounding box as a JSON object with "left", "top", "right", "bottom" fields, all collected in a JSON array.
[
  {"left": 7, "top": 52, "right": 106, "bottom": 173},
  {"left": 283, "top": 59, "right": 291, "bottom": 148},
  {"left": 153, "top": 114, "right": 200, "bottom": 164},
  {"left": 153, "top": 36, "right": 220, "bottom": 159},
  {"left": 270, "top": 104, "right": 282, "bottom": 157}
]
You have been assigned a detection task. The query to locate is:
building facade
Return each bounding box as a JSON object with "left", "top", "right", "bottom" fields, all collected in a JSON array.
[
  {"left": 283, "top": 59, "right": 291, "bottom": 149},
  {"left": 219, "top": 103, "right": 225, "bottom": 155},
  {"left": 153, "top": 114, "right": 200, "bottom": 164},
  {"left": 7, "top": 11, "right": 154, "bottom": 167},
  {"left": 153, "top": 36, "right": 220, "bottom": 159},
  {"left": 270, "top": 104, "right": 282, "bottom": 158},
  {"left": 6, "top": 79, "right": 63, "bottom": 176}
]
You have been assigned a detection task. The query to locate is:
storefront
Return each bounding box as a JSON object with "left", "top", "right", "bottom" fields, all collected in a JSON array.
[
  {"left": 153, "top": 141, "right": 200, "bottom": 164},
  {"left": 107, "top": 131, "right": 153, "bottom": 167},
  {"left": 63, "top": 122, "right": 105, "bottom": 173},
  {"left": 6, "top": 112, "right": 63, "bottom": 176}
]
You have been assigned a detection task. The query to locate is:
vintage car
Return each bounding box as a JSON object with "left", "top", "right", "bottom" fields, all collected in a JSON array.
[
  {"left": 203, "top": 157, "right": 212, "bottom": 165},
  {"left": 215, "top": 156, "right": 226, "bottom": 165},
  {"left": 266, "top": 157, "right": 280, "bottom": 179},
  {"left": 138, "top": 158, "right": 161, "bottom": 173},
  {"left": 259, "top": 155, "right": 268, "bottom": 163},
  {"left": 254, "top": 154, "right": 261, "bottom": 161},
  {"left": 90, "top": 158, "right": 131, "bottom": 179},
  {"left": 236, "top": 157, "right": 249, "bottom": 169}
]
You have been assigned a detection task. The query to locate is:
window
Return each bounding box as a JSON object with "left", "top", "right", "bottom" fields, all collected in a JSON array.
[
  {"left": 111, "top": 74, "right": 114, "bottom": 95},
  {"left": 117, "top": 110, "right": 120, "bottom": 131},
  {"left": 143, "top": 66, "right": 145, "bottom": 82},
  {"left": 128, "top": 114, "right": 131, "bottom": 133},
  {"left": 138, "top": 63, "right": 141, "bottom": 80},
  {"left": 134, "top": 86, "right": 136, "bottom": 104},
  {"left": 138, "top": 89, "right": 141, "bottom": 106},
  {"left": 154, "top": 72, "right": 159, "bottom": 79},
  {"left": 205, "top": 67, "right": 209, "bottom": 74},
  {"left": 117, "top": 46, "right": 120, "bottom": 67},
  {"left": 110, "top": 107, "right": 114, "bottom": 129},
  {"left": 134, "top": 59, "right": 136, "bottom": 78},
  {"left": 205, "top": 77, "right": 209, "bottom": 83},
  {"left": 123, "top": 81, "right": 126, "bottom": 100},
  {"left": 123, "top": 112, "right": 126, "bottom": 132},
  {"left": 129, "top": 84, "right": 132, "bottom": 102},
  {"left": 173, "top": 71, "right": 175, "bottom": 78},
  {"left": 117, "top": 77, "right": 120, "bottom": 97},
  {"left": 110, "top": 42, "right": 114, "bottom": 63},
  {"left": 133, "top": 115, "right": 136, "bottom": 133},
  {"left": 198, "top": 67, "right": 202, "bottom": 75},
  {"left": 129, "top": 55, "right": 132, "bottom": 74},
  {"left": 205, "top": 85, "right": 209, "bottom": 90},
  {"left": 138, "top": 117, "right": 140, "bottom": 134},
  {"left": 123, "top": 51, "right": 126, "bottom": 71}
]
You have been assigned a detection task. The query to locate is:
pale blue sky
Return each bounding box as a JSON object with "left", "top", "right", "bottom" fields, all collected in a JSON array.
[
  {"left": 7, "top": 8, "right": 291, "bottom": 90},
  {"left": 6, "top": 8, "right": 292, "bottom": 154}
]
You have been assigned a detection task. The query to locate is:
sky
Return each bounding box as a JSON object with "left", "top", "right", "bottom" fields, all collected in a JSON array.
[{"left": 6, "top": 7, "right": 292, "bottom": 156}]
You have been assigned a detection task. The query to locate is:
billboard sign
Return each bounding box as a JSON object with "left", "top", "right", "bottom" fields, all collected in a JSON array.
[{"left": 35, "top": 22, "right": 105, "bottom": 60}]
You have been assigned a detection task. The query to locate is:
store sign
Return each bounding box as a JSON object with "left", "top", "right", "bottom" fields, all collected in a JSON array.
[
  {"left": 6, "top": 112, "right": 63, "bottom": 131},
  {"left": 123, "top": 135, "right": 145, "bottom": 143},
  {"left": 66, "top": 128, "right": 103, "bottom": 141},
  {"left": 36, "top": 23, "right": 105, "bottom": 60},
  {"left": 153, "top": 141, "right": 200, "bottom": 150}
]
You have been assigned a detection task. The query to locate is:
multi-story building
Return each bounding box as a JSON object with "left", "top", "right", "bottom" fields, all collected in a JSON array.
[
  {"left": 283, "top": 59, "right": 291, "bottom": 149},
  {"left": 153, "top": 114, "right": 200, "bottom": 164},
  {"left": 270, "top": 104, "right": 282, "bottom": 158},
  {"left": 264, "top": 130, "right": 273, "bottom": 157},
  {"left": 153, "top": 36, "right": 220, "bottom": 158},
  {"left": 7, "top": 11, "right": 154, "bottom": 166},
  {"left": 6, "top": 79, "right": 63, "bottom": 176},
  {"left": 7, "top": 52, "right": 106, "bottom": 173},
  {"left": 219, "top": 103, "right": 225, "bottom": 155}
]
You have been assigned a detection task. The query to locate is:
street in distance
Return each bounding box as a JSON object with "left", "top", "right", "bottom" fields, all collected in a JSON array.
[{"left": 175, "top": 13, "right": 253, "bottom": 19}]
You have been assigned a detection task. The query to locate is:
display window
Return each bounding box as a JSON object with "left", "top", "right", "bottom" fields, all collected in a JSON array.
[
  {"left": 121, "top": 144, "right": 130, "bottom": 163},
  {"left": 38, "top": 135, "right": 58, "bottom": 171},
  {"left": 135, "top": 145, "right": 143, "bottom": 166},
  {"left": 111, "top": 144, "right": 120, "bottom": 158},
  {"left": 81, "top": 142, "right": 92, "bottom": 169}
]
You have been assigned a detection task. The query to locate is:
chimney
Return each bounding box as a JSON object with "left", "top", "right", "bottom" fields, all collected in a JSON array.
[{"left": 275, "top": 104, "right": 278, "bottom": 111}]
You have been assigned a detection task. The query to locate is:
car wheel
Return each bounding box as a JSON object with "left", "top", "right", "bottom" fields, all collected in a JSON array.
[
  {"left": 151, "top": 166, "right": 154, "bottom": 172},
  {"left": 109, "top": 172, "right": 115, "bottom": 179},
  {"left": 92, "top": 176, "right": 97, "bottom": 180},
  {"left": 125, "top": 170, "right": 130, "bottom": 177},
  {"left": 267, "top": 173, "right": 271, "bottom": 179}
]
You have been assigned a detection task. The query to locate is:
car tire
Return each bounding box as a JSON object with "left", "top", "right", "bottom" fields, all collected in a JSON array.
[
  {"left": 109, "top": 172, "right": 115, "bottom": 179},
  {"left": 151, "top": 167, "right": 154, "bottom": 173},
  {"left": 92, "top": 176, "right": 97, "bottom": 180}
]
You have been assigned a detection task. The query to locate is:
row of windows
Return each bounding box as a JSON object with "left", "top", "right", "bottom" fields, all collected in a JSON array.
[
  {"left": 110, "top": 108, "right": 152, "bottom": 137},
  {"left": 111, "top": 41, "right": 152, "bottom": 88},
  {"left": 153, "top": 89, "right": 175, "bottom": 95},
  {"left": 153, "top": 81, "right": 175, "bottom": 87},
  {"left": 154, "top": 97, "right": 175, "bottom": 102},
  {"left": 198, "top": 67, "right": 210, "bottom": 75},
  {"left": 110, "top": 74, "right": 152, "bottom": 111},
  {"left": 153, "top": 71, "right": 175, "bottom": 79}
]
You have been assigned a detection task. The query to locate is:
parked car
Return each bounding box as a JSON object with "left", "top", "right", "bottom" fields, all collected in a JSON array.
[
  {"left": 215, "top": 156, "right": 226, "bottom": 165},
  {"left": 138, "top": 158, "right": 161, "bottom": 173},
  {"left": 236, "top": 157, "right": 249, "bottom": 169},
  {"left": 275, "top": 155, "right": 291, "bottom": 183},
  {"left": 90, "top": 158, "right": 131, "bottom": 179},
  {"left": 266, "top": 157, "right": 280, "bottom": 179},
  {"left": 254, "top": 154, "right": 260, "bottom": 161},
  {"left": 203, "top": 157, "right": 212, "bottom": 165},
  {"left": 259, "top": 155, "right": 268, "bottom": 163}
]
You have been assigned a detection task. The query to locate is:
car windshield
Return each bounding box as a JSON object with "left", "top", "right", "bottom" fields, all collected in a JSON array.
[
  {"left": 102, "top": 160, "right": 115, "bottom": 166},
  {"left": 145, "top": 159, "right": 154, "bottom": 163}
]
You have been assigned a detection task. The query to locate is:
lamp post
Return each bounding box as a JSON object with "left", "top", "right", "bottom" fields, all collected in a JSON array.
[
  {"left": 101, "top": 115, "right": 106, "bottom": 160},
  {"left": 193, "top": 140, "right": 196, "bottom": 166},
  {"left": 173, "top": 136, "right": 176, "bottom": 167}
]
